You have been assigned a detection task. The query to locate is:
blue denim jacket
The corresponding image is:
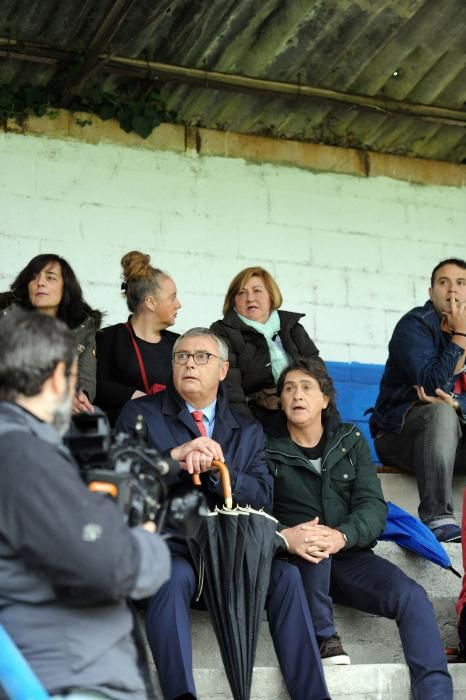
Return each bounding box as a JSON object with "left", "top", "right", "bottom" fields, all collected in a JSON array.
[{"left": 370, "top": 300, "right": 466, "bottom": 435}]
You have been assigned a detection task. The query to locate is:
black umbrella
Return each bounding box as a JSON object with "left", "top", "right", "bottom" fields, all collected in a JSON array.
[{"left": 189, "top": 461, "right": 286, "bottom": 700}]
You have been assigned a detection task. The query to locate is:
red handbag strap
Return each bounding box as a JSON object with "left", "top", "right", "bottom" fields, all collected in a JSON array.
[{"left": 125, "top": 322, "right": 150, "bottom": 394}]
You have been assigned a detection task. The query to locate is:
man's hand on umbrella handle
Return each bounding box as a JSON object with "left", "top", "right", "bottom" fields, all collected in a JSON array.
[
  {"left": 183, "top": 449, "right": 217, "bottom": 475},
  {"left": 171, "top": 437, "right": 224, "bottom": 468}
]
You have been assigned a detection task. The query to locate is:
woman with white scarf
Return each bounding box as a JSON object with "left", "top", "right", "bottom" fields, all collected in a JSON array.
[{"left": 211, "top": 266, "right": 321, "bottom": 430}]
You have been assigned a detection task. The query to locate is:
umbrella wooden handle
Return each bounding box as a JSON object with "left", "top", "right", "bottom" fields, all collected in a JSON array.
[{"left": 192, "top": 460, "right": 233, "bottom": 509}]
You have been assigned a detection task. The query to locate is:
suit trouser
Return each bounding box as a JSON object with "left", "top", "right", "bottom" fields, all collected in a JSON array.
[
  {"left": 330, "top": 550, "right": 453, "bottom": 700},
  {"left": 146, "top": 557, "right": 330, "bottom": 700}
]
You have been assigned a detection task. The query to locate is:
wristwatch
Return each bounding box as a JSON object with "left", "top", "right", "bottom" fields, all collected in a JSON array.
[
  {"left": 338, "top": 531, "right": 349, "bottom": 548},
  {"left": 452, "top": 399, "right": 460, "bottom": 412}
]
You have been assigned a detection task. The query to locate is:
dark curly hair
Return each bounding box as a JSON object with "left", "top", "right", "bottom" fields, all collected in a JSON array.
[
  {"left": 277, "top": 357, "right": 341, "bottom": 434},
  {"left": 10, "top": 254, "right": 94, "bottom": 329}
]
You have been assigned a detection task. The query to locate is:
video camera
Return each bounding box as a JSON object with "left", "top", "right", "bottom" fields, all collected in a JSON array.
[{"left": 65, "top": 411, "right": 208, "bottom": 539}]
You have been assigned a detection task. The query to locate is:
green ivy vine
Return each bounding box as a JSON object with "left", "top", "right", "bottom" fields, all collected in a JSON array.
[
  {"left": 0, "top": 81, "right": 177, "bottom": 139},
  {"left": 0, "top": 84, "right": 55, "bottom": 122},
  {"left": 69, "top": 85, "right": 177, "bottom": 139}
]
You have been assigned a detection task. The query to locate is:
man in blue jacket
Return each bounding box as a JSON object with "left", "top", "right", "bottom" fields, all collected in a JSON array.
[
  {"left": 371, "top": 258, "right": 466, "bottom": 542},
  {"left": 117, "top": 327, "right": 331, "bottom": 700}
]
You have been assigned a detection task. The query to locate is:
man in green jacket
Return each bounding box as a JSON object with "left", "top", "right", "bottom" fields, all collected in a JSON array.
[{"left": 266, "top": 357, "right": 452, "bottom": 700}]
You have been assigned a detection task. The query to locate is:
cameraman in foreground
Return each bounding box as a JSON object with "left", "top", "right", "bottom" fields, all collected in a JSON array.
[{"left": 0, "top": 310, "right": 171, "bottom": 700}]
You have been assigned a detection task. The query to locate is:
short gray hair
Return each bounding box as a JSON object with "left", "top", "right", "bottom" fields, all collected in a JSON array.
[
  {"left": 173, "top": 327, "right": 229, "bottom": 362},
  {"left": 0, "top": 309, "right": 76, "bottom": 401}
]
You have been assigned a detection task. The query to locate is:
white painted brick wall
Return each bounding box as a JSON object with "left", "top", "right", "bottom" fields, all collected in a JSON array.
[{"left": 1, "top": 132, "right": 465, "bottom": 365}]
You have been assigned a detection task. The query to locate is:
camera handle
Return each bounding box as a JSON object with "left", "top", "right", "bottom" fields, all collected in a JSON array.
[{"left": 192, "top": 460, "right": 233, "bottom": 510}]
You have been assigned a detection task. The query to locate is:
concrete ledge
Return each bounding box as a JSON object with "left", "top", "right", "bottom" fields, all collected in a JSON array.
[
  {"left": 4, "top": 111, "right": 465, "bottom": 187},
  {"left": 193, "top": 664, "right": 466, "bottom": 699}
]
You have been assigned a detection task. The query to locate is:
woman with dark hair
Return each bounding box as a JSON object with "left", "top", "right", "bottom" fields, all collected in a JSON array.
[
  {"left": 211, "top": 266, "right": 319, "bottom": 429},
  {"left": 0, "top": 254, "right": 101, "bottom": 413},
  {"left": 95, "top": 251, "right": 181, "bottom": 425}
]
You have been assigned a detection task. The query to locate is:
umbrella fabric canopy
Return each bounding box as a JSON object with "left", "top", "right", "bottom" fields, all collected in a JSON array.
[
  {"left": 189, "top": 506, "right": 286, "bottom": 700},
  {"left": 379, "top": 501, "right": 461, "bottom": 577}
]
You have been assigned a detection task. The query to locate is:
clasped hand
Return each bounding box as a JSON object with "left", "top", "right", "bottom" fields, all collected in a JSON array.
[{"left": 282, "top": 517, "right": 346, "bottom": 564}]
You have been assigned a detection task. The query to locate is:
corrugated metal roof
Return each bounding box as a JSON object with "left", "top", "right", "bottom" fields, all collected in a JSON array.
[{"left": 1, "top": 0, "right": 465, "bottom": 163}]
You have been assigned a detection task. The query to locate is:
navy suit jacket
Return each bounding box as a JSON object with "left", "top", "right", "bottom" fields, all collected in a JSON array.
[{"left": 116, "top": 382, "right": 272, "bottom": 512}]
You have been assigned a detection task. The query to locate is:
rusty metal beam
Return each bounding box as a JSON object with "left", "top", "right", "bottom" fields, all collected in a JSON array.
[
  {"left": 1, "top": 37, "right": 465, "bottom": 127},
  {"left": 108, "top": 55, "right": 466, "bottom": 126}
]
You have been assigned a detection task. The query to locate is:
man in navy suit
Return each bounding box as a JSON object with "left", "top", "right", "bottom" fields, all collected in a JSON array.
[{"left": 117, "top": 327, "right": 331, "bottom": 700}]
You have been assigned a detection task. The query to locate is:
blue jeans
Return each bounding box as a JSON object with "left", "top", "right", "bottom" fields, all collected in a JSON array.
[
  {"left": 331, "top": 550, "right": 452, "bottom": 700},
  {"left": 145, "top": 556, "right": 330, "bottom": 700},
  {"left": 375, "top": 402, "right": 466, "bottom": 527}
]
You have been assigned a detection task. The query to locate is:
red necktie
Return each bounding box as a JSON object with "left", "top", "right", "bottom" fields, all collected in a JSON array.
[{"left": 192, "top": 410, "right": 207, "bottom": 437}]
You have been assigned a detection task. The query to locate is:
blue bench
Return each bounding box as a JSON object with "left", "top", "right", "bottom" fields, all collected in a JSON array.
[{"left": 326, "top": 361, "right": 384, "bottom": 465}]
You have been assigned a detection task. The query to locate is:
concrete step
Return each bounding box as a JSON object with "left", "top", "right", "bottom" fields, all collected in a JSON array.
[
  {"left": 191, "top": 542, "right": 464, "bottom": 667},
  {"left": 379, "top": 473, "right": 466, "bottom": 520},
  {"left": 193, "top": 664, "right": 466, "bottom": 700},
  {"left": 147, "top": 542, "right": 465, "bottom": 697}
]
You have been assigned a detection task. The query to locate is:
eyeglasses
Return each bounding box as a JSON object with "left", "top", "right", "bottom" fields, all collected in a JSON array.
[{"left": 173, "top": 351, "right": 222, "bottom": 365}]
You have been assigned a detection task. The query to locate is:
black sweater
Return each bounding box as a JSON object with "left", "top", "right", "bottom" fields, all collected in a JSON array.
[{"left": 95, "top": 322, "right": 178, "bottom": 424}]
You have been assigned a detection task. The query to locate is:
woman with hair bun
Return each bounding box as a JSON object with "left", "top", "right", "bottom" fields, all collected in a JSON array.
[
  {"left": 95, "top": 251, "right": 181, "bottom": 424},
  {"left": 0, "top": 253, "right": 101, "bottom": 414}
]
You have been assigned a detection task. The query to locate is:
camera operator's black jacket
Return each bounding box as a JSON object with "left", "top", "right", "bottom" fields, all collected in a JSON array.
[
  {"left": 0, "top": 401, "right": 171, "bottom": 699},
  {"left": 116, "top": 381, "right": 273, "bottom": 513}
]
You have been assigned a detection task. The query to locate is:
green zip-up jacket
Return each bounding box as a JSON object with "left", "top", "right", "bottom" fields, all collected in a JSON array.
[{"left": 265, "top": 423, "right": 387, "bottom": 554}]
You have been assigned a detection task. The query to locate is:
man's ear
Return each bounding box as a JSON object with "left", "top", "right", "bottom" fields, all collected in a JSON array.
[
  {"left": 219, "top": 361, "right": 229, "bottom": 382},
  {"left": 428, "top": 287, "right": 433, "bottom": 301},
  {"left": 49, "top": 361, "right": 67, "bottom": 396}
]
